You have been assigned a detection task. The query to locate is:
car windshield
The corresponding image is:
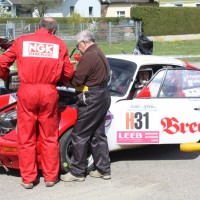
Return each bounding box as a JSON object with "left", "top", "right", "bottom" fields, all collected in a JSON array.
[{"left": 108, "top": 58, "right": 137, "bottom": 96}]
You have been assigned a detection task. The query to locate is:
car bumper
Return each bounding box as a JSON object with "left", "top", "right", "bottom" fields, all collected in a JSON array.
[{"left": 0, "top": 136, "right": 19, "bottom": 170}]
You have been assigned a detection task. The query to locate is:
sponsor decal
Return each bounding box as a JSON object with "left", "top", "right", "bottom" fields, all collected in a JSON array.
[
  {"left": 184, "top": 74, "right": 200, "bottom": 86},
  {"left": 117, "top": 131, "right": 159, "bottom": 144},
  {"left": 127, "top": 104, "right": 157, "bottom": 112},
  {"left": 183, "top": 88, "right": 200, "bottom": 97},
  {"left": 116, "top": 111, "right": 159, "bottom": 144},
  {"left": 161, "top": 117, "right": 200, "bottom": 134},
  {"left": 105, "top": 110, "right": 113, "bottom": 127},
  {"left": 126, "top": 112, "right": 149, "bottom": 129},
  {"left": 23, "top": 41, "right": 59, "bottom": 58}
]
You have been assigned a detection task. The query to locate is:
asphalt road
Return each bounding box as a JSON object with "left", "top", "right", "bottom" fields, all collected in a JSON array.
[{"left": 1, "top": 144, "right": 200, "bottom": 200}]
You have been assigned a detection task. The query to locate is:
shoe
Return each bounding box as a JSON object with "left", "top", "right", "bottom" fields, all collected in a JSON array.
[
  {"left": 45, "top": 179, "right": 59, "bottom": 187},
  {"left": 89, "top": 170, "right": 111, "bottom": 180},
  {"left": 60, "top": 173, "right": 85, "bottom": 182},
  {"left": 21, "top": 182, "right": 34, "bottom": 189}
]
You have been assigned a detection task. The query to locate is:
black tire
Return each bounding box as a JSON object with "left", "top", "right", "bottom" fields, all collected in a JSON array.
[{"left": 59, "top": 128, "right": 94, "bottom": 174}]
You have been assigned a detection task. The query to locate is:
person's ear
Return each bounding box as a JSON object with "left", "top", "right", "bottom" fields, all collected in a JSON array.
[{"left": 52, "top": 29, "right": 56, "bottom": 35}]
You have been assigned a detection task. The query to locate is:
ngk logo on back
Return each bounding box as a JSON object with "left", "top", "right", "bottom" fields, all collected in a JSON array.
[{"left": 23, "top": 41, "right": 59, "bottom": 59}]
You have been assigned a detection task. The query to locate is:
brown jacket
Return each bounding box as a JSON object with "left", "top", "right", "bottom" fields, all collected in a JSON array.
[{"left": 70, "top": 44, "right": 109, "bottom": 87}]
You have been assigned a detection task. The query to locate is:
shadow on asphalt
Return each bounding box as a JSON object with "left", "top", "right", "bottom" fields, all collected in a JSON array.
[
  {"left": 0, "top": 167, "right": 20, "bottom": 176},
  {"left": 110, "top": 144, "right": 200, "bottom": 163},
  {"left": 1, "top": 144, "right": 199, "bottom": 176},
  {"left": 0, "top": 166, "right": 43, "bottom": 177}
]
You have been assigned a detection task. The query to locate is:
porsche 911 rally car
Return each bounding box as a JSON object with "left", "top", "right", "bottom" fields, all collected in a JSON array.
[{"left": 1, "top": 55, "right": 200, "bottom": 173}]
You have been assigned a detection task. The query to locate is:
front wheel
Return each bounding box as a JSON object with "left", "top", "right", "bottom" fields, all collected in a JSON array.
[{"left": 59, "top": 128, "right": 94, "bottom": 174}]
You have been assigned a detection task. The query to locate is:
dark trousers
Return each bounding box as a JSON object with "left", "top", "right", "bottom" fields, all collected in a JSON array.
[{"left": 70, "top": 86, "right": 111, "bottom": 176}]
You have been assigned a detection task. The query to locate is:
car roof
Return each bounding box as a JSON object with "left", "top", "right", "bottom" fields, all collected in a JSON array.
[{"left": 106, "top": 54, "right": 186, "bottom": 68}]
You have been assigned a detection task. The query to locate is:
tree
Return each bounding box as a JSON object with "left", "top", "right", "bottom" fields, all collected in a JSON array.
[
  {"left": 21, "top": 0, "right": 63, "bottom": 17},
  {"left": 0, "top": 5, "right": 13, "bottom": 18}
]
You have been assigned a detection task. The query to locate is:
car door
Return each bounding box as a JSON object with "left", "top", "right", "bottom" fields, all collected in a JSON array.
[{"left": 108, "top": 68, "right": 200, "bottom": 145}]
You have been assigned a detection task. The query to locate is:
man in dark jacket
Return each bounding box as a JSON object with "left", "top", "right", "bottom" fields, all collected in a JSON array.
[{"left": 61, "top": 30, "right": 111, "bottom": 182}]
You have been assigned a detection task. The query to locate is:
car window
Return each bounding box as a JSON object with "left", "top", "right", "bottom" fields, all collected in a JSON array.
[
  {"left": 159, "top": 69, "right": 200, "bottom": 98},
  {"left": 133, "top": 65, "right": 181, "bottom": 98},
  {"left": 138, "top": 69, "right": 200, "bottom": 98},
  {"left": 159, "top": 70, "right": 178, "bottom": 97},
  {"left": 108, "top": 58, "right": 137, "bottom": 96},
  {"left": 181, "top": 70, "right": 200, "bottom": 97},
  {"left": 148, "top": 70, "right": 165, "bottom": 97}
]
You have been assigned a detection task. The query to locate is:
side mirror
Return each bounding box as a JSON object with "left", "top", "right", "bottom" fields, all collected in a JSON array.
[{"left": 4, "top": 72, "right": 20, "bottom": 92}]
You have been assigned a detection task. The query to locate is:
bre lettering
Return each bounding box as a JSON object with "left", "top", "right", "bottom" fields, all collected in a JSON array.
[{"left": 161, "top": 117, "right": 200, "bottom": 134}]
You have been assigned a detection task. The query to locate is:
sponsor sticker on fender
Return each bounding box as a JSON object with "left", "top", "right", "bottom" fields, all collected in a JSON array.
[
  {"left": 117, "top": 131, "right": 159, "bottom": 144},
  {"left": 23, "top": 41, "right": 59, "bottom": 59},
  {"left": 116, "top": 111, "right": 159, "bottom": 144},
  {"left": 105, "top": 111, "right": 113, "bottom": 127}
]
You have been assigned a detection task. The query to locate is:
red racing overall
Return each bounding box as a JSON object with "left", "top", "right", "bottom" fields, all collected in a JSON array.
[{"left": 0, "top": 28, "right": 74, "bottom": 183}]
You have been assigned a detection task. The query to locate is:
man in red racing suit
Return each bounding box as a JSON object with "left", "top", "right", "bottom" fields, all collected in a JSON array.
[{"left": 0, "top": 18, "right": 74, "bottom": 189}]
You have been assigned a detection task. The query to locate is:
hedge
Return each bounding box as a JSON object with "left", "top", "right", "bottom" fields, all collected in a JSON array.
[{"left": 130, "top": 6, "right": 200, "bottom": 36}]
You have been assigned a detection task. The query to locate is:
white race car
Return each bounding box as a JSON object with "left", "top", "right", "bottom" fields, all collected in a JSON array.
[{"left": 106, "top": 55, "right": 200, "bottom": 152}]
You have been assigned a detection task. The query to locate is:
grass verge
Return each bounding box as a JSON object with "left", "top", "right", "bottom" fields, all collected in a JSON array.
[{"left": 69, "top": 39, "right": 200, "bottom": 62}]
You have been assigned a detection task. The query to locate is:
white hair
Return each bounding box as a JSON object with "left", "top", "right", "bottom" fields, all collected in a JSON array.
[{"left": 76, "top": 30, "right": 95, "bottom": 43}]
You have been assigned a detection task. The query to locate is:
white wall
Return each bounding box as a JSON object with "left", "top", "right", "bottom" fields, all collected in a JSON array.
[
  {"left": 106, "top": 4, "right": 132, "bottom": 17},
  {"left": 0, "top": 0, "right": 15, "bottom": 16},
  {"left": 45, "top": 0, "right": 101, "bottom": 17}
]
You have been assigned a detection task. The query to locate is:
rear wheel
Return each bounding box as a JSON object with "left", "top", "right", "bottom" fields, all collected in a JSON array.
[{"left": 59, "top": 128, "right": 94, "bottom": 174}]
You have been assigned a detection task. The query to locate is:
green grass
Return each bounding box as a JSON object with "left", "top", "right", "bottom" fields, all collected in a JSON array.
[
  {"left": 159, "top": 0, "right": 198, "bottom": 3},
  {"left": 2, "top": 39, "right": 200, "bottom": 63},
  {"left": 153, "top": 40, "right": 200, "bottom": 56},
  {"left": 69, "top": 39, "right": 200, "bottom": 62}
]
